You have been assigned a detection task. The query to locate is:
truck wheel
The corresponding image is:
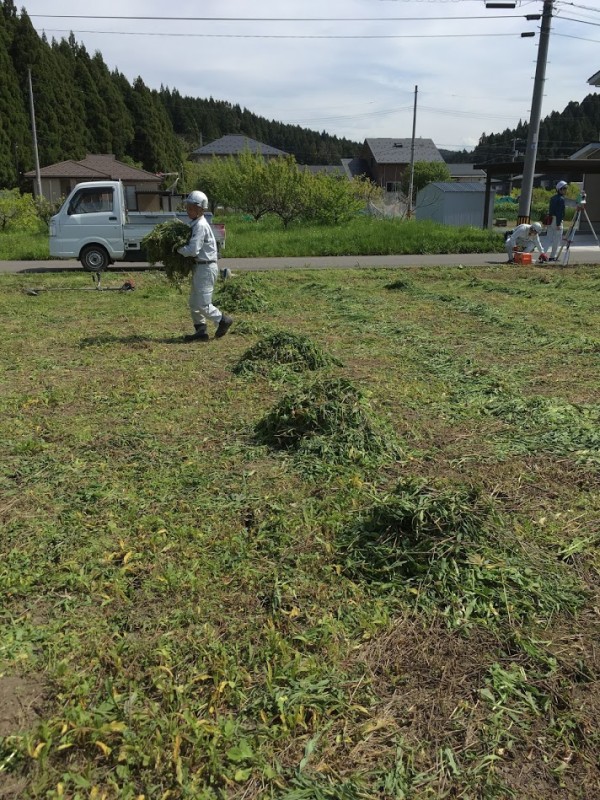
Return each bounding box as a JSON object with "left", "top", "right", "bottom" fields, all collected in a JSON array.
[{"left": 80, "top": 245, "right": 110, "bottom": 272}]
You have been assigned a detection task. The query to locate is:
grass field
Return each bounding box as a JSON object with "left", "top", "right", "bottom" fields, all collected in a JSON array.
[
  {"left": 1, "top": 265, "right": 598, "bottom": 800},
  {"left": 0, "top": 216, "right": 505, "bottom": 262}
]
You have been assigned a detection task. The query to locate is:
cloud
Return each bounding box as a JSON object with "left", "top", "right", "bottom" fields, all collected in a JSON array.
[{"left": 26, "top": 0, "right": 600, "bottom": 151}]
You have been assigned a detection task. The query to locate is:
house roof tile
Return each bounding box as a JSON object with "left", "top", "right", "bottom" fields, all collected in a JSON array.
[
  {"left": 24, "top": 160, "right": 106, "bottom": 179},
  {"left": 192, "top": 134, "right": 288, "bottom": 157},
  {"left": 341, "top": 157, "right": 369, "bottom": 178},
  {"left": 448, "top": 163, "right": 487, "bottom": 178},
  {"left": 425, "top": 182, "right": 489, "bottom": 193},
  {"left": 24, "top": 154, "right": 159, "bottom": 182},
  {"left": 569, "top": 143, "right": 600, "bottom": 160},
  {"left": 364, "top": 138, "right": 444, "bottom": 164}
]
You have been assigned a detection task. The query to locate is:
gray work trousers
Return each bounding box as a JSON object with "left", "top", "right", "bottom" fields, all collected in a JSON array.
[{"left": 189, "top": 261, "right": 222, "bottom": 327}]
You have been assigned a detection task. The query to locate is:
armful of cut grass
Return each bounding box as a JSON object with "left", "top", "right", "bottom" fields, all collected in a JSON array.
[{"left": 141, "top": 220, "right": 194, "bottom": 284}]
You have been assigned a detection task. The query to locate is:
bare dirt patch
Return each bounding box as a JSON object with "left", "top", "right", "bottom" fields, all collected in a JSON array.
[
  {"left": 353, "top": 617, "right": 500, "bottom": 749},
  {"left": 0, "top": 674, "right": 46, "bottom": 736}
]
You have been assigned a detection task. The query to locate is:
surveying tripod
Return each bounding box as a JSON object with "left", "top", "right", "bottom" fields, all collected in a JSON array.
[{"left": 556, "top": 191, "right": 600, "bottom": 266}]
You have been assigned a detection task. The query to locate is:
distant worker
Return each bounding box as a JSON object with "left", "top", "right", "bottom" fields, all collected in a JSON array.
[
  {"left": 546, "top": 180, "right": 568, "bottom": 261},
  {"left": 505, "top": 222, "right": 547, "bottom": 263},
  {"left": 177, "top": 190, "right": 233, "bottom": 342}
]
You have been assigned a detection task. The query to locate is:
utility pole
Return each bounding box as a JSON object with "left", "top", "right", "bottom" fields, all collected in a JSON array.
[
  {"left": 507, "top": 138, "right": 517, "bottom": 195},
  {"left": 517, "top": 0, "right": 554, "bottom": 224},
  {"left": 27, "top": 67, "right": 42, "bottom": 198},
  {"left": 407, "top": 85, "right": 418, "bottom": 218}
]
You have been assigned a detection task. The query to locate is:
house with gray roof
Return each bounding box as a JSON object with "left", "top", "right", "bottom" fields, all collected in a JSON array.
[
  {"left": 190, "top": 134, "right": 289, "bottom": 163},
  {"left": 24, "top": 154, "right": 163, "bottom": 211},
  {"left": 346, "top": 138, "right": 444, "bottom": 193},
  {"left": 447, "top": 163, "right": 487, "bottom": 183}
]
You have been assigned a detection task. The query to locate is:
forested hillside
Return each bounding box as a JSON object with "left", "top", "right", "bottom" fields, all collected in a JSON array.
[
  {"left": 469, "top": 93, "right": 600, "bottom": 164},
  {"left": 0, "top": 1, "right": 359, "bottom": 188},
  {"left": 1, "top": 1, "right": 599, "bottom": 189}
]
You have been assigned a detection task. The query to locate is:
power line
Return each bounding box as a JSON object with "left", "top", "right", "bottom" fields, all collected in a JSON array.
[
  {"left": 286, "top": 104, "right": 519, "bottom": 124},
  {"left": 553, "top": 30, "right": 600, "bottom": 41},
  {"left": 556, "top": 1, "right": 600, "bottom": 14},
  {"left": 39, "top": 29, "right": 531, "bottom": 40},
  {"left": 28, "top": 13, "right": 528, "bottom": 21},
  {"left": 558, "top": 14, "right": 600, "bottom": 26},
  {"left": 287, "top": 106, "right": 415, "bottom": 123},
  {"left": 419, "top": 104, "right": 519, "bottom": 120}
]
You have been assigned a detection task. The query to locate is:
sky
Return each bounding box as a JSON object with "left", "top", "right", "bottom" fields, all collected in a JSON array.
[{"left": 22, "top": 0, "right": 600, "bottom": 153}]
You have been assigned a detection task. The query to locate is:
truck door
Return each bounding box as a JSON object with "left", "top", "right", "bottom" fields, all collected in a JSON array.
[{"left": 64, "top": 185, "right": 124, "bottom": 257}]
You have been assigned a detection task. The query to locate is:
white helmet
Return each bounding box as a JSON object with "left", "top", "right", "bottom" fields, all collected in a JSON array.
[
  {"left": 530, "top": 222, "right": 542, "bottom": 233},
  {"left": 185, "top": 190, "right": 208, "bottom": 209},
  {"left": 556, "top": 180, "right": 568, "bottom": 191}
]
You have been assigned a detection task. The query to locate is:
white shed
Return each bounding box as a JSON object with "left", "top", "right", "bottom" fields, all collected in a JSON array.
[{"left": 415, "top": 182, "right": 496, "bottom": 228}]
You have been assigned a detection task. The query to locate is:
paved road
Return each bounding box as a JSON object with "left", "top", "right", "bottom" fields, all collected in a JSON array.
[{"left": 2, "top": 236, "right": 599, "bottom": 274}]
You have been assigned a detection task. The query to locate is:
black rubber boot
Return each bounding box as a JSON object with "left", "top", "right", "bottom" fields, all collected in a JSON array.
[
  {"left": 215, "top": 314, "right": 233, "bottom": 339},
  {"left": 183, "top": 323, "right": 209, "bottom": 342}
]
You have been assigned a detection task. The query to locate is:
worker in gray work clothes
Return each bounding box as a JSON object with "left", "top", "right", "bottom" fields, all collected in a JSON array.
[
  {"left": 177, "top": 190, "right": 233, "bottom": 342},
  {"left": 546, "top": 180, "right": 568, "bottom": 261},
  {"left": 505, "top": 222, "right": 547, "bottom": 263}
]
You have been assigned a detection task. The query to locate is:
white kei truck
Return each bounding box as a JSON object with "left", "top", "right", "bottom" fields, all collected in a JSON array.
[{"left": 49, "top": 180, "right": 225, "bottom": 272}]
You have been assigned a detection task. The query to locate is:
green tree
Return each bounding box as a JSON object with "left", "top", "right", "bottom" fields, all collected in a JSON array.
[
  {"left": 9, "top": 15, "right": 88, "bottom": 165},
  {"left": 304, "top": 173, "right": 370, "bottom": 226},
  {"left": 127, "top": 77, "right": 182, "bottom": 172},
  {"left": 89, "top": 58, "right": 135, "bottom": 159},
  {"left": 53, "top": 36, "right": 112, "bottom": 154},
  {"left": 0, "top": 19, "right": 29, "bottom": 186},
  {"left": 263, "top": 156, "right": 309, "bottom": 227},
  {"left": 402, "top": 161, "right": 451, "bottom": 198},
  {"left": 198, "top": 151, "right": 274, "bottom": 220}
]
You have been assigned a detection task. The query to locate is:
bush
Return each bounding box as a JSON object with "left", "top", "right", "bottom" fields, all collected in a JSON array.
[
  {"left": 0, "top": 189, "right": 38, "bottom": 232},
  {"left": 34, "top": 195, "right": 65, "bottom": 230}
]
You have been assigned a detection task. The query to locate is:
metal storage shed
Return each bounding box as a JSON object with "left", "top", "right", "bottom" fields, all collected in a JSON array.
[{"left": 415, "top": 182, "right": 496, "bottom": 228}]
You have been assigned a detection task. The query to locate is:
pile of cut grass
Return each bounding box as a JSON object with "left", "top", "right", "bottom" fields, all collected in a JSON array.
[
  {"left": 214, "top": 276, "right": 268, "bottom": 312},
  {"left": 340, "top": 477, "right": 586, "bottom": 627},
  {"left": 234, "top": 331, "right": 340, "bottom": 377},
  {"left": 255, "top": 376, "right": 399, "bottom": 465},
  {"left": 141, "top": 220, "right": 191, "bottom": 284}
]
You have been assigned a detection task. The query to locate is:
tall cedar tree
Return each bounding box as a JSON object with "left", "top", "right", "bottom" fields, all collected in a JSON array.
[
  {"left": 127, "top": 78, "right": 182, "bottom": 173},
  {"left": 0, "top": 12, "right": 30, "bottom": 184}
]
